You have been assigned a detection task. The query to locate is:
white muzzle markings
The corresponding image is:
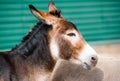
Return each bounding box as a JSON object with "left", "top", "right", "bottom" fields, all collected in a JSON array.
[{"left": 78, "top": 44, "right": 98, "bottom": 69}]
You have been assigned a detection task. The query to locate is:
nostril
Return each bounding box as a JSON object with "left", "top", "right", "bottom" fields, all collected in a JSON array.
[
  {"left": 90, "top": 56, "right": 98, "bottom": 63},
  {"left": 91, "top": 57, "right": 96, "bottom": 61}
]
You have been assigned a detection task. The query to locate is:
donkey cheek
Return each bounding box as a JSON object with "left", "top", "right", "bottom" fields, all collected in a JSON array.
[
  {"left": 50, "top": 39, "right": 60, "bottom": 60},
  {"left": 59, "top": 48, "right": 72, "bottom": 60}
]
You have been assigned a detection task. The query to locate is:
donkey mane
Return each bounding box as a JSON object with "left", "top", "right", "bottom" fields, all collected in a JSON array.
[
  {"left": 10, "top": 21, "right": 52, "bottom": 59},
  {"left": 22, "top": 22, "right": 43, "bottom": 42},
  {"left": 11, "top": 21, "right": 42, "bottom": 50}
]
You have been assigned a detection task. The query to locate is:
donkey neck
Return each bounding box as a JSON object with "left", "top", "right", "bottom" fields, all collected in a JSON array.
[{"left": 10, "top": 21, "right": 55, "bottom": 70}]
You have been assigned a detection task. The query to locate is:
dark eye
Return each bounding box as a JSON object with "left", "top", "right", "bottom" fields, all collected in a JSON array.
[{"left": 67, "top": 33, "right": 76, "bottom": 36}]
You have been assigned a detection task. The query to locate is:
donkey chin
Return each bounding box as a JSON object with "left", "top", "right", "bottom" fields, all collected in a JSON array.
[{"left": 71, "top": 44, "right": 98, "bottom": 70}]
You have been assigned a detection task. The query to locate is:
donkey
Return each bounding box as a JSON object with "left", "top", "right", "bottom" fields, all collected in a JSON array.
[{"left": 0, "top": 1, "right": 98, "bottom": 81}]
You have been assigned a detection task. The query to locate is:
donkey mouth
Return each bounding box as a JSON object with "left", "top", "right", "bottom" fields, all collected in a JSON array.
[
  {"left": 83, "top": 62, "right": 92, "bottom": 70},
  {"left": 70, "top": 59, "right": 97, "bottom": 70},
  {"left": 75, "top": 59, "right": 93, "bottom": 70},
  {"left": 82, "top": 61, "right": 97, "bottom": 70},
  {"left": 76, "top": 58, "right": 97, "bottom": 70}
]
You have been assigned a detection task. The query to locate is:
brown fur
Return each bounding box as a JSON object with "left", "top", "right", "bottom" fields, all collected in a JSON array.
[{"left": 48, "top": 20, "right": 86, "bottom": 60}]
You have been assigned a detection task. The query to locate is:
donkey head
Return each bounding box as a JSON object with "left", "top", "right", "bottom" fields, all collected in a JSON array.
[{"left": 29, "top": 1, "right": 98, "bottom": 69}]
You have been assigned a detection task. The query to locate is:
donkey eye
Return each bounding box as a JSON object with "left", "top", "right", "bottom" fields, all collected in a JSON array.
[{"left": 67, "top": 33, "right": 76, "bottom": 36}]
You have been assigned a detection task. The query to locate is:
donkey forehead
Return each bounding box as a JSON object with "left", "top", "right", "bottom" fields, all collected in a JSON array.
[
  {"left": 60, "top": 20, "right": 77, "bottom": 29},
  {"left": 56, "top": 20, "right": 78, "bottom": 32}
]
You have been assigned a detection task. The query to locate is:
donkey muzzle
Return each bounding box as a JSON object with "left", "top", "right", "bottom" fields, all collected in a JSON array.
[
  {"left": 78, "top": 44, "right": 98, "bottom": 70},
  {"left": 82, "top": 55, "right": 98, "bottom": 70}
]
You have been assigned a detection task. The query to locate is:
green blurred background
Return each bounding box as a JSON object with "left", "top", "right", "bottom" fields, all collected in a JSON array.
[{"left": 0, "top": 0, "right": 120, "bottom": 51}]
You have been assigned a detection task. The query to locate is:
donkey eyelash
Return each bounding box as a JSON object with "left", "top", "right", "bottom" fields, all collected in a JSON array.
[{"left": 67, "top": 33, "right": 76, "bottom": 36}]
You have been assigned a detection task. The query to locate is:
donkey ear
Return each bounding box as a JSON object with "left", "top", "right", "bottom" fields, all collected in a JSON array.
[
  {"left": 29, "top": 5, "right": 58, "bottom": 25},
  {"left": 48, "top": 0, "right": 63, "bottom": 18}
]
